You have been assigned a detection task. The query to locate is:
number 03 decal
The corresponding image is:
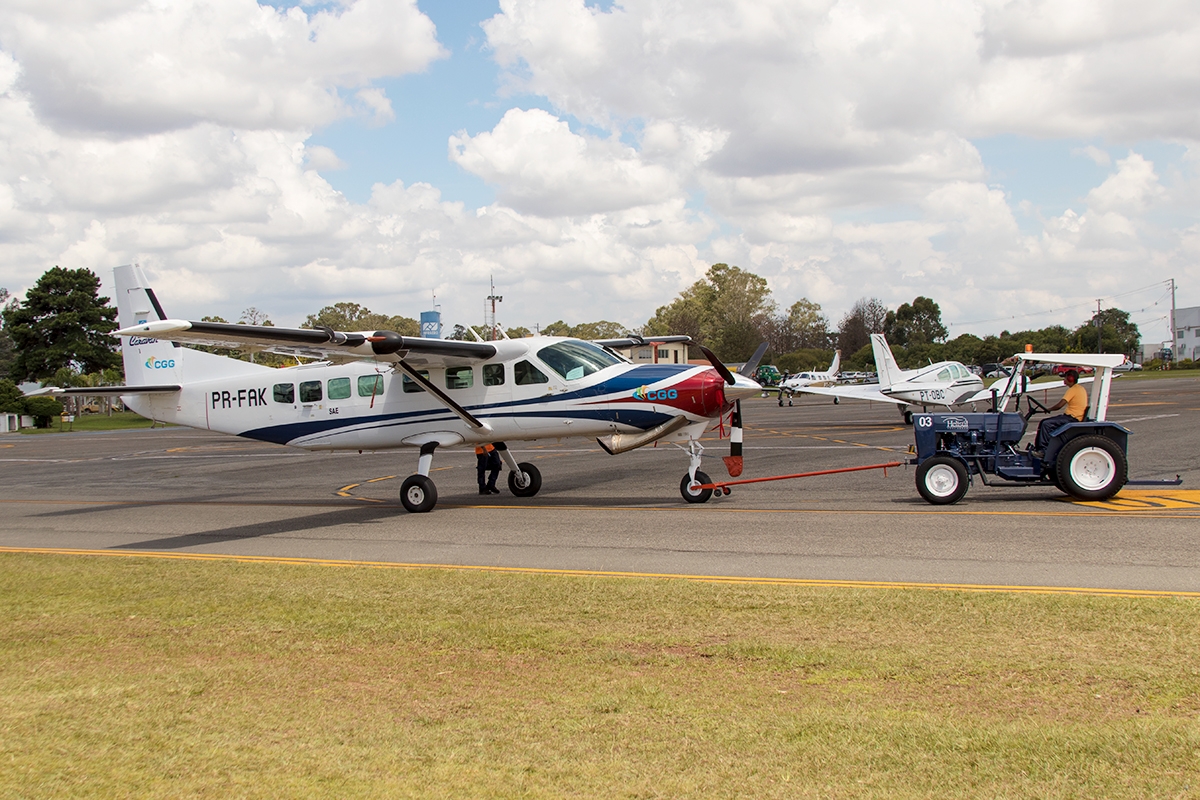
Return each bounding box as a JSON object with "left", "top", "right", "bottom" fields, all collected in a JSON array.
[{"left": 916, "top": 415, "right": 933, "bottom": 427}]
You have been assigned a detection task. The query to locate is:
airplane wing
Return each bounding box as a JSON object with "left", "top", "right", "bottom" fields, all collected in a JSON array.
[
  {"left": 593, "top": 335, "right": 692, "bottom": 348},
  {"left": 962, "top": 374, "right": 1099, "bottom": 404},
  {"left": 788, "top": 384, "right": 910, "bottom": 406},
  {"left": 114, "top": 319, "right": 497, "bottom": 366}
]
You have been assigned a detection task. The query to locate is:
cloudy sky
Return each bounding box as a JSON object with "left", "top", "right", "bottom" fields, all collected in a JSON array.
[{"left": 0, "top": 0, "right": 1196, "bottom": 344}]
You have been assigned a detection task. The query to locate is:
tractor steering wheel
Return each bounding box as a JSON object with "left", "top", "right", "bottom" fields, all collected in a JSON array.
[{"left": 1023, "top": 394, "right": 1051, "bottom": 421}]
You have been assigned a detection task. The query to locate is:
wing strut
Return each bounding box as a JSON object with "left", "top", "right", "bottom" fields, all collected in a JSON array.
[{"left": 394, "top": 360, "right": 489, "bottom": 431}]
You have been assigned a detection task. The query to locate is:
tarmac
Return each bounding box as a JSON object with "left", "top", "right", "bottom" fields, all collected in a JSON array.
[{"left": 1, "top": 374, "right": 1198, "bottom": 594}]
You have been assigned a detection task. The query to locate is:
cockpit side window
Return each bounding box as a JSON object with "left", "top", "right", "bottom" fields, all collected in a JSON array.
[
  {"left": 515, "top": 360, "right": 549, "bottom": 385},
  {"left": 536, "top": 341, "right": 622, "bottom": 381}
]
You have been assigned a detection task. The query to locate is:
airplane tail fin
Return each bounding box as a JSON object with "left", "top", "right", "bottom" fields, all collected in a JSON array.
[
  {"left": 114, "top": 264, "right": 184, "bottom": 387},
  {"left": 870, "top": 334, "right": 901, "bottom": 388},
  {"left": 828, "top": 350, "right": 840, "bottom": 376},
  {"left": 114, "top": 265, "right": 270, "bottom": 387}
]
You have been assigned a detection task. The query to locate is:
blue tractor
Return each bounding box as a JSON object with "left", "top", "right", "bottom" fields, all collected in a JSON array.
[{"left": 909, "top": 352, "right": 1170, "bottom": 504}]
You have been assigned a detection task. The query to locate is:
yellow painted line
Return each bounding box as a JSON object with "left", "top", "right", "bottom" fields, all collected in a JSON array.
[
  {"left": 365, "top": 475, "right": 397, "bottom": 484},
  {"left": 1072, "top": 489, "right": 1200, "bottom": 511},
  {"left": 1, "top": 546, "right": 1195, "bottom": 599}
]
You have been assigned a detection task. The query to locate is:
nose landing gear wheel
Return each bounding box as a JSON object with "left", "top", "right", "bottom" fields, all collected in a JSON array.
[
  {"left": 680, "top": 470, "right": 713, "bottom": 504},
  {"left": 400, "top": 474, "right": 437, "bottom": 513},
  {"left": 507, "top": 462, "right": 542, "bottom": 497}
]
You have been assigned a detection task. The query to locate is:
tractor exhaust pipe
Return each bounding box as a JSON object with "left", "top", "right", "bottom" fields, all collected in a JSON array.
[{"left": 597, "top": 414, "right": 691, "bottom": 455}]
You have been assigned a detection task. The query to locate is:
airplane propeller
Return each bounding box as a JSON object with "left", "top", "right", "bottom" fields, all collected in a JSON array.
[{"left": 699, "top": 343, "right": 768, "bottom": 478}]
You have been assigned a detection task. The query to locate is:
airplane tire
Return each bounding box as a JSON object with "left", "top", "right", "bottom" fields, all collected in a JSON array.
[
  {"left": 1056, "top": 435, "right": 1126, "bottom": 501},
  {"left": 915, "top": 456, "right": 969, "bottom": 505},
  {"left": 400, "top": 474, "right": 437, "bottom": 513},
  {"left": 680, "top": 470, "right": 714, "bottom": 504},
  {"left": 833, "top": 397, "right": 839, "bottom": 405},
  {"left": 903, "top": 410, "right": 914, "bottom": 425},
  {"left": 508, "top": 462, "right": 542, "bottom": 497}
]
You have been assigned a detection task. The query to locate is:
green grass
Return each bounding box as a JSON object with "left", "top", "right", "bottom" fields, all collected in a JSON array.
[
  {"left": 2, "top": 553, "right": 1198, "bottom": 798},
  {"left": 19, "top": 411, "right": 169, "bottom": 434}
]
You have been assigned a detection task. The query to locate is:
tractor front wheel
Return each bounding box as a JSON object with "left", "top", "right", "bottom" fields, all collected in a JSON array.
[{"left": 916, "top": 456, "right": 969, "bottom": 505}]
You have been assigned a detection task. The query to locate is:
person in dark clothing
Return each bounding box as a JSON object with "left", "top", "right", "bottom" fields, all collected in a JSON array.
[{"left": 476, "top": 443, "right": 501, "bottom": 494}]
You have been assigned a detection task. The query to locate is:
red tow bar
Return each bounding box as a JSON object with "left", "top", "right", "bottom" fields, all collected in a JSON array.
[{"left": 699, "top": 461, "right": 903, "bottom": 494}]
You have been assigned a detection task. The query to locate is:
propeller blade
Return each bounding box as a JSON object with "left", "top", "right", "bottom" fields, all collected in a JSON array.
[
  {"left": 738, "top": 342, "right": 770, "bottom": 377},
  {"left": 721, "top": 400, "right": 744, "bottom": 477},
  {"left": 699, "top": 345, "right": 736, "bottom": 385}
]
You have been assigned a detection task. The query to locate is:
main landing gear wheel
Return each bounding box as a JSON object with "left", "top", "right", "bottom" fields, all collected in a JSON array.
[
  {"left": 903, "top": 410, "right": 914, "bottom": 425},
  {"left": 680, "top": 470, "right": 713, "bottom": 504},
  {"left": 833, "top": 397, "right": 839, "bottom": 405},
  {"left": 915, "top": 456, "right": 969, "bottom": 505},
  {"left": 507, "top": 462, "right": 542, "bottom": 497},
  {"left": 400, "top": 474, "right": 437, "bottom": 513},
  {"left": 1056, "top": 435, "right": 1127, "bottom": 501}
]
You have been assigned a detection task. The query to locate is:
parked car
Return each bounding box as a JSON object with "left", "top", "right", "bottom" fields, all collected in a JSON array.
[
  {"left": 1052, "top": 364, "right": 1095, "bottom": 376},
  {"left": 985, "top": 366, "right": 1013, "bottom": 378},
  {"left": 1113, "top": 361, "right": 1142, "bottom": 372}
]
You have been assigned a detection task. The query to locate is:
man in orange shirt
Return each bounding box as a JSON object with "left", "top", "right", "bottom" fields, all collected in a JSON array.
[
  {"left": 476, "top": 443, "right": 501, "bottom": 495},
  {"left": 1034, "top": 369, "right": 1087, "bottom": 451}
]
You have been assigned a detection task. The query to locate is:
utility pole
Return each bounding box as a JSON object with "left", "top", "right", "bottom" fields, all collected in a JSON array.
[
  {"left": 1169, "top": 278, "right": 1176, "bottom": 365},
  {"left": 1096, "top": 299, "right": 1102, "bottom": 354},
  {"left": 485, "top": 275, "right": 503, "bottom": 341}
]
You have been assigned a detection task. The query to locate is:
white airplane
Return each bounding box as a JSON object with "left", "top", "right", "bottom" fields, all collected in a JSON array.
[
  {"left": 788, "top": 334, "right": 1096, "bottom": 424},
  {"left": 36, "top": 265, "right": 762, "bottom": 511},
  {"left": 775, "top": 350, "right": 840, "bottom": 406}
]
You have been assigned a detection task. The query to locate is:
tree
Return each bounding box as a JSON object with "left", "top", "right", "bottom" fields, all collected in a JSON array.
[
  {"left": 643, "top": 263, "right": 775, "bottom": 361},
  {"left": 0, "top": 288, "right": 14, "bottom": 379},
  {"left": 0, "top": 378, "right": 23, "bottom": 413},
  {"left": 23, "top": 396, "right": 64, "bottom": 428},
  {"left": 539, "top": 320, "right": 627, "bottom": 339},
  {"left": 2, "top": 267, "right": 120, "bottom": 381},
  {"left": 837, "top": 297, "right": 887, "bottom": 356},
  {"left": 883, "top": 296, "right": 947, "bottom": 347},
  {"left": 303, "top": 302, "right": 419, "bottom": 336},
  {"left": 1073, "top": 308, "right": 1139, "bottom": 356}
]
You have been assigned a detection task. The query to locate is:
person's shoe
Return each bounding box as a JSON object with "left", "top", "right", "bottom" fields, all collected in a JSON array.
[
  {"left": 489, "top": 487, "right": 501, "bottom": 494},
  {"left": 478, "top": 488, "right": 490, "bottom": 495}
]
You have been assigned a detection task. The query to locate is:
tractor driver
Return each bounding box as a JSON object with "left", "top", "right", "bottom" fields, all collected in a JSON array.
[{"left": 1033, "top": 369, "right": 1086, "bottom": 452}]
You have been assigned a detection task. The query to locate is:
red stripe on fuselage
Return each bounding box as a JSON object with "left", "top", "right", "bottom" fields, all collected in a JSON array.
[{"left": 584, "top": 368, "right": 729, "bottom": 417}]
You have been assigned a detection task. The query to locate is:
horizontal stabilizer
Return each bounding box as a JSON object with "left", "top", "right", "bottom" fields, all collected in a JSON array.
[
  {"left": 596, "top": 414, "right": 691, "bottom": 455},
  {"left": 26, "top": 385, "right": 181, "bottom": 397}
]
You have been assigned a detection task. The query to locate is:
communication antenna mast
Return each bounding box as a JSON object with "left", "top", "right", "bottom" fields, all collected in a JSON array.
[{"left": 485, "top": 276, "right": 503, "bottom": 341}]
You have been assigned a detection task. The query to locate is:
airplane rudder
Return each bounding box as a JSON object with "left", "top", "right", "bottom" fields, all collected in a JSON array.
[{"left": 113, "top": 265, "right": 181, "bottom": 384}]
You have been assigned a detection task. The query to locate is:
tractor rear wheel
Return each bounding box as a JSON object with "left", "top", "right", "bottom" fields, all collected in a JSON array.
[
  {"left": 1056, "top": 435, "right": 1126, "bottom": 501},
  {"left": 916, "top": 456, "right": 969, "bottom": 505}
]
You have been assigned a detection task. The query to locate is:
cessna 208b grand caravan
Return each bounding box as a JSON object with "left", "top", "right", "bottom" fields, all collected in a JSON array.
[{"left": 45, "top": 266, "right": 762, "bottom": 512}]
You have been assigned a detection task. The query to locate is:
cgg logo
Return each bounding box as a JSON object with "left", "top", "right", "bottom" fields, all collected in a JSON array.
[
  {"left": 633, "top": 386, "right": 678, "bottom": 401},
  {"left": 145, "top": 357, "right": 176, "bottom": 369}
]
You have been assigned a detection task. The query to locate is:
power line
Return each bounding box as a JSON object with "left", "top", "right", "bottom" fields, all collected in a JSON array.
[{"left": 947, "top": 280, "right": 1174, "bottom": 328}]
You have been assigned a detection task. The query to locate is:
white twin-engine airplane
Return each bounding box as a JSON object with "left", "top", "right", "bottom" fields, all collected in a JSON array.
[
  {"left": 787, "top": 333, "right": 1096, "bottom": 423},
  {"left": 788, "top": 333, "right": 986, "bottom": 424},
  {"left": 60, "top": 266, "right": 763, "bottom": 512}
]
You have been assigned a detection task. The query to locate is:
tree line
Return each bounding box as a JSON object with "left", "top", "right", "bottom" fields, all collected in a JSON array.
[{"left": 0, "top": 263, "right": 1165, "bottom": 416}]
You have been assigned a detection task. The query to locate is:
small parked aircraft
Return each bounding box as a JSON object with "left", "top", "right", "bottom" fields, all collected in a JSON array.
[
  {"left": 789, "top": 334, "right": 1095, "bottom": 424},
  {"left": 35, "top": 266, "right": 762, "bottom": 511},
  {"left": 775, "top": 350, "right": 840, "bottom": 406}
]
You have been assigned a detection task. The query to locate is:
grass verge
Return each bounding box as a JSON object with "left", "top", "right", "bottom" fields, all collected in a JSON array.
[
  {"left": 1, "top": 553, "right": 1198, "bottom": 798},
  {"left": 18, "top": 411, "right": 168, "bottom": 434}
]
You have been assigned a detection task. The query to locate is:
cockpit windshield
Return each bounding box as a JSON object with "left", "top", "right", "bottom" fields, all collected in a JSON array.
[{"left": 536, "top": 340, "right": 622, "bottom": 381}]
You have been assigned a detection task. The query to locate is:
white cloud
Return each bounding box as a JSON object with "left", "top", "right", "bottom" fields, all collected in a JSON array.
[{"left": 0, "top": 0, "right": 443, "bottom": 136}]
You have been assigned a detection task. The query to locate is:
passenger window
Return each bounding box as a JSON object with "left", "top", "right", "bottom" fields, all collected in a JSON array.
[
  {"left": 402, "top": 370, "right": 430, "bottom": 393},
  {"left": 357, "top": 375, "right": 385, "bottom": 397},
  {"left": 515, "top": 360, "right": 549, "bottom": 385},
  {"left": 299, "top": 380, "right": 322, "bottom": 403},
  {"left": 445, "top": 366, "right": 474, "bottom": 389},
  {"left": 937, "top": 368, "right": 952, "bottom": 382},
  {"left": 273, "top": 383, "right": 295, "bottom": 403},
  {"left": 483, "top": 364, "right": 505, "bottom": 386},
  {"left": 328, "top": 377, "right": 351, "bottom": 400}
]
